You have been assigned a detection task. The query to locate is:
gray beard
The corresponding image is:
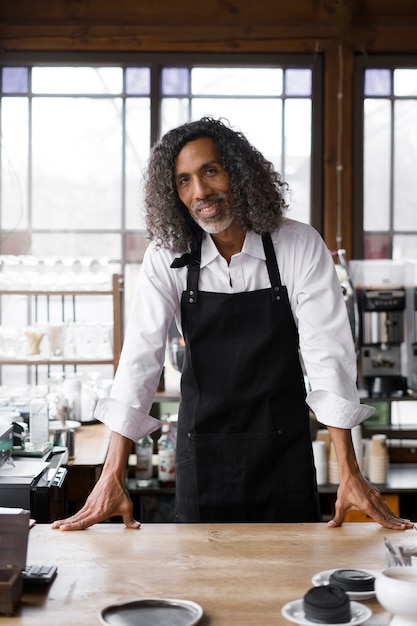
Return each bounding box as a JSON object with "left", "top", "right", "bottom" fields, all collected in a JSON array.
[{"left": 194, "top": 210, "right": 235, "bottom": 235}]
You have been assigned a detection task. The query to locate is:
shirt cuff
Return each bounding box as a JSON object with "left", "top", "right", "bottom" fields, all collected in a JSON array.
[
  {"left": 94, "top": 397, "right": 161, "bottom": 442},
  {"left": 306, "top": 389, "right": 375, "bottom": 429}
]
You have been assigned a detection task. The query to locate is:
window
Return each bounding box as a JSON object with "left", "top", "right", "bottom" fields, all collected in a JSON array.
[
  {"left": 354, "top": 56, "right": 417, "bottom": 260},
  {"left": 1, "top": 53, "right": 322, "bottom": 269},
  {"left": 0, "top": 53, "right": 321, "bottom": 386}
]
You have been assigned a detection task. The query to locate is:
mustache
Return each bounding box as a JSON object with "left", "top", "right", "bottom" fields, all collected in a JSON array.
[{"left": 191, "top": 192, "right": 228, "bottom": 213}]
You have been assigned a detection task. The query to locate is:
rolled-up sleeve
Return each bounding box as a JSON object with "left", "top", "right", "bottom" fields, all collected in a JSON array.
[{"left": 95, "top": 397, "right": 161, "bottom": 441}]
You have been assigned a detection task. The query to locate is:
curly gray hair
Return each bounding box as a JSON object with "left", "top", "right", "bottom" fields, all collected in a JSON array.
[{"left": 144, "top": 117, "right": 288, "bottom": 252}]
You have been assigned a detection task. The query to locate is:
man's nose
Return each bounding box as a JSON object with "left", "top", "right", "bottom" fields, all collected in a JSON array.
[{"left": 192, "top": 175, "right": 211, "bottom": 200}]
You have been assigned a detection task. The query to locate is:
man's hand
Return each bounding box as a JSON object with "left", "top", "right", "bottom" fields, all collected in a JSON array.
[
  {"left": 326, "top": 425, "right": 414, "bottom": 530},
  {"left": 328, "top": 471, "right": 414, "bottom": 530},
  {"left": 51, "top": 472, "right": 140, "bottom": 531},
  {"left": 51, "top": 430, "right": 140, "bottom": 531}
]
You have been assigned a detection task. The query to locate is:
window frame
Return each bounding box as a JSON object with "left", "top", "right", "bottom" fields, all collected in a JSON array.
[
  {"left": 1, "top": 51, "right": 324, "bottom": 270},
  {"left": 353, "top": 53, "right": 417, "bottom": 260}
]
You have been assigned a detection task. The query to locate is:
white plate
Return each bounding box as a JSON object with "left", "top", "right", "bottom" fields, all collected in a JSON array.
[
  {"left": 281, "top": 599, "right": 372, "bottom": 626},
  {"left": 48, "top": 420, "right": 81, "bottom": 431},
  {"left": 99, "top": 597, "right": 203, "bottom": 626},
  {"left": 312, "top": 569, "right": 378, "bottom": 601}
]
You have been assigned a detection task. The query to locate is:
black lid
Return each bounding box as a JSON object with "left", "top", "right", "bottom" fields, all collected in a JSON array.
[
  {"left": 329, "top": 569, "right": 375, "bottom": 592},
  {"left": 303, "top": 585, "right": 351, "bottom": 624}
]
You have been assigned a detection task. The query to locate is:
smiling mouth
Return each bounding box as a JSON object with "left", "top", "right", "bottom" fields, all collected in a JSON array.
[
  {"left": 198, "top": 202, "right": 221, "bottom": 218},
  {"left": 193, "top": 196, "right": 224, "bottom": 218}
]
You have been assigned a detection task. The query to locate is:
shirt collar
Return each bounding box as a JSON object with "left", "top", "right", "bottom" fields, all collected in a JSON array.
[{"left": 200, "top": 230, "right": 267, "bottom": 267}]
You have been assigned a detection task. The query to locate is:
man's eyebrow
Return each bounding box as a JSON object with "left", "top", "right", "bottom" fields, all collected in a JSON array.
[{"left": 174, "top": 159, "right": 223, "bottom": 179}]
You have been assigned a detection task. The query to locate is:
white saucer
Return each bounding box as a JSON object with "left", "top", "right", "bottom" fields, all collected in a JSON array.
[
  {"left": 281, "top": 599, "right": 372, "bottom": 626},
  {"left": 312, "top": 569, "right": 378, "bottom": 600},
  {"left": 49, "top": 420, "right": 81, "bottom": 431}
]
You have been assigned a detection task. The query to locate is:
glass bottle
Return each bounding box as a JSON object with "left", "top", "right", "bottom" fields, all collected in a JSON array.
[
  {"left": 135, "top": 434, "right": 153, "bottom": 485},
  {"left": 28, "top": 397, "right": 49, "bottom": 451},
  {"left": 158, "top": 419, "right": 176, "bottom": 488}
]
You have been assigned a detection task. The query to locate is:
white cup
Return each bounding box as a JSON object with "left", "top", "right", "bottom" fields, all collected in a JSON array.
[{"left": 312, "top": 440, "right": 327, "bottom": 485}]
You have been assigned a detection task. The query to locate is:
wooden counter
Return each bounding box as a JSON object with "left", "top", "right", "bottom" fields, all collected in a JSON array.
[{"left": 3, "top": 522, "right": 412, "bottom": 625}]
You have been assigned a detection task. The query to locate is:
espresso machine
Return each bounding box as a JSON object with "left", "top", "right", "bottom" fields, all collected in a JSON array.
[{"left": 359, "top": 288, "right": 408, "bottom": 397}]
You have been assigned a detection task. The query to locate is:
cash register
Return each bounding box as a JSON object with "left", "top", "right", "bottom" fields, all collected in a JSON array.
[{"left": 0, "top": 422, "right": 67, "bottom": 522}]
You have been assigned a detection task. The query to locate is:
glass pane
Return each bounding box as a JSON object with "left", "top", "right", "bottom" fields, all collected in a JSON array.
[
  {"left": 125, "top": 233, "right": 148, "bottom": 262},
  {"left": 364, "top": 69, "right": 391, "bottom": 96},
  {"left": 160, "top": 98, "right": 190, "bottom": 136},
  {"left": 394, "top": 69, "right": 417, "bottom": 96},
  {"left": 393, "top": 234, "right": 417, "bottom": 260},
  {"left": 32, "top": 67, "right": 123, "bottom": 94},
  {"left": 285, "top": 69, "right": 312, "bottom": 96},
  {"left": 161, "top": 68, "right": 189, "bottom": 96},
  {"left": 0, "top": 232, "right": 31, "bottom": 256},
  {"left": 31, "top": 232, "right": 122, "bottom": 259},
  {"left": 391, "top": 400, "right": 417, "bottom": 426},
  {"left": 191, "top": 68, "right": 283, "bottom": 96},
  {"left": 363, "top": 99, "right": 391, "bottom": 231},
  {"left": 284, "top": 99, "right": 311, "bottom": 224},
  {"left": 126, "top": 67, "right": 150, "bottom": 95},
  {"left": 364, "top": 234, "right": 390, "bottom": 259},
  {"left": 191, "top": 98, "right": 282, "bottom": 172},
  {"left": 32, "top": 97, "right": 122, "bottom": 229},
  {"left": 2, "top": 67, "right": 28, "bottom": 93},
  {"left": 393, "top": 100, "right": 417, "bottom": 230},
  {"left": 125, "top": 98, "right": 151, "bottom": 230},
  {"left": 1, "top": 97, "right": 29, "bottom": 230}
]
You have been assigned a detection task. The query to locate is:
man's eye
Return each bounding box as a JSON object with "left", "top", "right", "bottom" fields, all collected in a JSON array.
[
  {"left": 178, "top": 177, "right": 189, "bottom": 186},
  {"left": 206, "top": 167, "right": 218, "bottom": 176}
]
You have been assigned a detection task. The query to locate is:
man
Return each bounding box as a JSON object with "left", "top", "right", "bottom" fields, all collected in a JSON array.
[{"left": 52, "top": 117, "right": 413, "bottom": 530}]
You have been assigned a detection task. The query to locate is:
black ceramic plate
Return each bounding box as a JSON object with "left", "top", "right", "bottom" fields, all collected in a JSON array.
[{"left": 99, "top": 598, "right": 203, "bottom": 626}]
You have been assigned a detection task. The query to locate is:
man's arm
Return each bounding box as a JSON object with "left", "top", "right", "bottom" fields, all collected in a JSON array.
[
  {"left": 326, "top": 425, "right": 414, "bottom": 530},
  {"left": 51, "top": 431, "right": 139, "bottom": 531}
]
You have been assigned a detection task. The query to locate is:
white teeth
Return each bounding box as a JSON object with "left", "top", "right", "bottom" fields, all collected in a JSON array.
[{"left": 200, "top": 203, "right": 217, "bottom": 213}]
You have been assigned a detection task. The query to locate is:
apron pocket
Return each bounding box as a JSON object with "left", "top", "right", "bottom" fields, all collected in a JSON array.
[{"left": 187, "top": 430, "right": 284, "bottom": 522}]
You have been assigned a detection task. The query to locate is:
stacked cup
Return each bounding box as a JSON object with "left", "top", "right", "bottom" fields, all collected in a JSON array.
[
  {"left": 316, "top": 429, "right": 331, "bottom": 460},
  {"left": 368, "top": 434, "right": 389, "bottom": 484},
  {"left": 328, "top": 442, "right": 340, "bottom": 484}
]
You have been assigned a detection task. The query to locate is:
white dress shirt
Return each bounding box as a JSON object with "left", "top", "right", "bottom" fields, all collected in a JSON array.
[{"left": 95, "top": 218, "right": 373, "bottom": 441}]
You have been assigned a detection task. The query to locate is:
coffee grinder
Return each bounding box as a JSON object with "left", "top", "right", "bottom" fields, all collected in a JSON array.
[{"left": 359, "top": 288, "right": 407, "bottom": 397}]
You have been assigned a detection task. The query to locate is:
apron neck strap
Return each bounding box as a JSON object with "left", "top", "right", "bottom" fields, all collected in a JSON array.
[{"left": 262, "top": 233, "right": 283, "bottom": 295}]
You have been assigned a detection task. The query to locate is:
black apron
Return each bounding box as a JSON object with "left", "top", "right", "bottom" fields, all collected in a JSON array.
[{"left": 171, "top": 232, "right": 321, "bottom": 523}]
